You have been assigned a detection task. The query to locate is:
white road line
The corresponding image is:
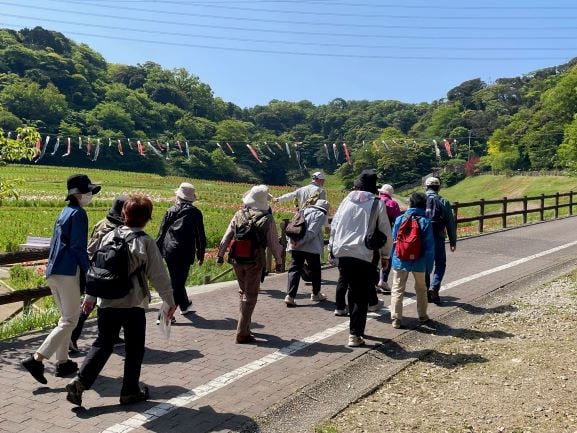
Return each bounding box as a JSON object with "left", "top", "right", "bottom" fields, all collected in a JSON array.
[{"left": 101, "top": 239, "right": 577, "bottom": 433}]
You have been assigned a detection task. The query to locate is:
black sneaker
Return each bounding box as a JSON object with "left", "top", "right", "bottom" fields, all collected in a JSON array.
[
  {"left": 428, "top": 290, "right": 441, "bottom": 304},
  {"left": 114, "top": 337, "right": 125, "bottom": 346},
  {"left": 120, "top": 385, "right": 149, "bottom": 405},
  {"left": 65, "top": 379, "right": 85, "bottom": 406},
  {"left": 69, "top": 340, "right": 79, "bottom": 354},
  {"left": 55, "top": 360, "right": 78, "bottom": 377},
  {"left": 21, "top": 355, "right": 47, "bottom": 384}
]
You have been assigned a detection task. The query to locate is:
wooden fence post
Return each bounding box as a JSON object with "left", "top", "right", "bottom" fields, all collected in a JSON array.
[
  {"left": 540, "top": 194, "right": 545, "bottom": 221},
  {"left": 522, "top": 196, "right": 528, "bottom": 224},
  {"left": 479, "top": 199, "right": 485, "bottom": 233},
  {"left": 570, "top": 191, "right": 574, "bottom": 216},
  {"left": 554, "top": 192, "right": 559, "bottom": 219},
  {"left": 453, "top": 202, "right": 459, "bottom": 231},
  {"left": 502, "top": 196, "right": 508, "bottom": 229}
]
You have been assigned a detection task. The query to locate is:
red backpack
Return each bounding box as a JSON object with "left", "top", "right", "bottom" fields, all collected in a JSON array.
[{"left": 395, "top": 215, "right": 422, "bottom": 260}]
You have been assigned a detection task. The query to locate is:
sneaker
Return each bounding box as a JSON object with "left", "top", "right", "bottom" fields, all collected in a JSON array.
[
  {"left": 65, "top": 379, "right": 85, "bottom": 406},
  {"left": 55, "top": 360, "right": 78, "bottom": 377},
  {"left": 334, "top": 308, "right": 348, "bottom": 316},
  {"left": 120, "top": 386, "right": 149, "bottom": 405},
  {"left": 69, "top": 340, "right": 79, "bottom": 354},
  {"left": 419, "top": 315, "right": 430, "bottom": 323},
  {"left": 368, "top": 299, "right": 384, "bottom": 312},
  {"left": 21, "top": 355, "right": 47, "bottom": 384},
  {"left": 428, "top": 290, "right": 441, "bottom": 304},
  {"left": 180, "top": 305, "right": 194, "bottom": 315},
  {"left": 284, "top": 295, "right": 297, "bottom": 307},
  {"left": 235, "top": 334, "right": 256, "bottom": 344},
  {"left": 156, "top": 317, "right": 177, "bottom": 325},
  {"left": 310, "top": 292, "right": 327, "bottom": 301},
  {"left": 348, "top": 335, "right": 365, "bottom": 347},
  {"left": 114, "top": 337, "right": 125, "bottom": 346},
  {"left": 376, "top": 281, "right": 391, "bottom": 294},
  {"left": 392, "top": 319, "right": 402, "bottom": 329}
]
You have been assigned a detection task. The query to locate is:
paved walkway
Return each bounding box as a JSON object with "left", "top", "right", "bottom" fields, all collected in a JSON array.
[{"left": 2, "top": 217, "right": 577, "bottom": 433}]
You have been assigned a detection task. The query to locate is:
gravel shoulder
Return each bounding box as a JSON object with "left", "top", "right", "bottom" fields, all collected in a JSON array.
[
  {"left": 243, "top": 260, "right": 577, "bottom": 433},
  {"left": 322, "top": 270, "right": 577, "bottom": 433}
]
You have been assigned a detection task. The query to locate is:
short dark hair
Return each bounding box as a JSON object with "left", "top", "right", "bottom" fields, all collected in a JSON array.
[
  {"left": 409, "top": 192, "right": 427, "bottom": 209},
  {"left": 427, "top": 184, "right": 440, "bottom": 192},
  {"left": 122, "top": 194, "right": 153, "bottom": 227}
]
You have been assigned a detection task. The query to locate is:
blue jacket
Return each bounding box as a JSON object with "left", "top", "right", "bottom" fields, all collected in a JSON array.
[
  {"left": 391, "top": 207, "right": 435, "bottom": 273},
  {"left": 45, "top": 204, "right": 90, "bottom": 277}
]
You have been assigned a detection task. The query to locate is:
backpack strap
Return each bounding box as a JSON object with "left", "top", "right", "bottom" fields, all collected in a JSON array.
[{"left": 367, "top": 197, "right": 380, "bottom": 233}]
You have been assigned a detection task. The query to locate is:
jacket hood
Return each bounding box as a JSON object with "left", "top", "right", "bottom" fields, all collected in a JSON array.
[
  {"left": 404, "top": 207, "right": 427, "bottom": 217},
  {"left": 346, "top": 190, "right": 375, "bottom": 204}
]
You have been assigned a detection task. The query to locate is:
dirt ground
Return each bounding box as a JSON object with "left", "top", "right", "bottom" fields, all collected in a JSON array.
[{"left": 321, "top": 272, "right": 577, "bottom": 433}]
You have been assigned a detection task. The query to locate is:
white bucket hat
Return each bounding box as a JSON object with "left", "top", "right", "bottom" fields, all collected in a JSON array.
[
  {"left": 175, "top": 182, "right": 197, "bottom": 202},
  {"left": 311, "top": 199, "right": 330, "bottom": 214},
  {"left": 378, "top": 184, "right": 394, "bottom": 195},
  {"left": 242, "top": 185, "right": 272, "bottom": 211}
]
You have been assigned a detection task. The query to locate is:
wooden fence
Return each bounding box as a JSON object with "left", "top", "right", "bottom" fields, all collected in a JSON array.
[{"left": 2, "top": 191, "right": 576, "bottom": 309}]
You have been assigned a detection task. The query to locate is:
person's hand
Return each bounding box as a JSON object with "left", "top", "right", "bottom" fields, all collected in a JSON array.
[
  {"left": 216, "top": 256, "right": 224, "bottom": 266},
  {"left": 81, "top": 299, "right": 95, "bottom": 315},
  {"left": 381, "top": 257, "right": 390, "bottom": 270},
  {"left": 165, "top": 304, "right": 177, "bottom": 321},
  {"left": 450, "top": 245, "right": 456, "bottom": 252},
  {"left": 272, "top": 197, "right": 279, "bottom": 203}
]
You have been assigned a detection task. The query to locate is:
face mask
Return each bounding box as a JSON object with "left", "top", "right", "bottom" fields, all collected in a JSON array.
[{"left": 78, "top": 193, "right": 93, "bottom": 207}]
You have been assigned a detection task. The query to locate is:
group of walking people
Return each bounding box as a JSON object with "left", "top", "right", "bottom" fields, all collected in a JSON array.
[{"left": 20, "top": 168, "right": 456, "bottom": 405}]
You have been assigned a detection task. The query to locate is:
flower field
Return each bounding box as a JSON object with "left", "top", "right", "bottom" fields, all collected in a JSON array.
[{"left": 0, "top": 164, "right": 347, "bottom": 252}]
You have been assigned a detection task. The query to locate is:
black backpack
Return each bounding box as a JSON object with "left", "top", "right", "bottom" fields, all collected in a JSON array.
[
  {"left": 426, "top": 194, "right": 444, "bottom": 224},
  {"left": 228, "top": 209, "right": 269, "bottom": 264},
  {"left": 85, "top": 229, "right": 145, "bottom": 299}
]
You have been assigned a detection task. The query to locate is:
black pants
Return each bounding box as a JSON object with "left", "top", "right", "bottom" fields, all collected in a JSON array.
[
  {"left": 167, "top": 259, "right": 192, "bottom": 311},
  {"left": 287, "top": 250, "right": 321, "bottom": 298},
  {"left": 338, "top": 257, "right": 376, "bottom": 337},
  {"left": 335, "top": 265, "right": 378, "bottom": 310},
  {"left": 78, "top": 307, "right": 146, "bottom": 396}
]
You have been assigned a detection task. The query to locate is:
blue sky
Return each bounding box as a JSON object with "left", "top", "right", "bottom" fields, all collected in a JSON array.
[{"left": 1, "top": 0, "right": 576, "bottom": 108}]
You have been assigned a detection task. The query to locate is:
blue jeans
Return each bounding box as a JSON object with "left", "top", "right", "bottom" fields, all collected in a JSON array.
[{"left": 425, "top": 234, "right": 447, "bottom": 292}]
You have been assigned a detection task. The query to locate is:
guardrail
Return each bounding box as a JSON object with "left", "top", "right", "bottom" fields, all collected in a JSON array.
[{"left": 2, "top": 191, "right": 576, "bottom": 308}]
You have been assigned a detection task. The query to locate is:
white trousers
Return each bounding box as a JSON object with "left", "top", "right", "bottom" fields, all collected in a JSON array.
[{"left": 37, "top": 269, "right": 81, "bottom": 362}]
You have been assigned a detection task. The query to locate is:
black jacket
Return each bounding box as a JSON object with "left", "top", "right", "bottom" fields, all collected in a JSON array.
[{"left": 156, "top": 201, "right": 207, "bottom": 264}]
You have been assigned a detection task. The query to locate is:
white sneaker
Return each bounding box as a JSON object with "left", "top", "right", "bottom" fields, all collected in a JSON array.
[
  {"left": 348, "top": 335, "right": 365, "bottom": 347},
  {"left": 310, "top": 292, "right": 327, "bottom": 301},
  {"left": 376, "top": 281, "right": 391, "bottom": 294},
  {"left": 284, "top": 295, "right": 297, "bottom": 307},
  {"left": 392, "top": 319, "right": 402, "bottom": 329},
  {"left": 334, "top": 308, "right": 348, "bottom": 316},
  {"left": 180, "top": 306, "right": 194, "bottom": 315},
  {"left": 368, "top": 299, "right": 384, "bottom": 312}
]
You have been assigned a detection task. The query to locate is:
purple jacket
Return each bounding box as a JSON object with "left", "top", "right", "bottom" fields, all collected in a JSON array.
[{"left": 379, "top": 193, "right": 402, "bottom": 226}]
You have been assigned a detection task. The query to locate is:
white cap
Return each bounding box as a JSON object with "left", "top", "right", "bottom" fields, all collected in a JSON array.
[
  {"left": 425, "top": 177, "right": 440, "bottom": 187},
  {"left": 312, "top": 171, "right": 325, "bottom": 180}
]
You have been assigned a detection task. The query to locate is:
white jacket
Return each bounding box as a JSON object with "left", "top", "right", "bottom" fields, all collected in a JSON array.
[{"left": 329, "top": 190, "right": 393, "bottom": 264}]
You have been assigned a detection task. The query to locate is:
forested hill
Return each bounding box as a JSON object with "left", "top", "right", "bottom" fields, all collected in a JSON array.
[{"left": 1, "top": 26, "right": 577, "bottom": 186}]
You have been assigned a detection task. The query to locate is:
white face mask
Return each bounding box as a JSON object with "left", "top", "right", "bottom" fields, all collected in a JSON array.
[{"left": 78, "top": 193, "right": 93, "bottom": 207}]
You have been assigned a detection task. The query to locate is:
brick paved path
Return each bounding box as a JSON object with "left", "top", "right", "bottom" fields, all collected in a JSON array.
[{"left": 2, "top": 216, "right": 577, "bottom": 433}]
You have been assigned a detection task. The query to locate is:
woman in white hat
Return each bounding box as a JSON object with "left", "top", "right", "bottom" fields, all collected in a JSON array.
[
  {"left": 156, "top": 182, "right": 207, "bottom": 318},
  {"left": 216, "top": 185, "right": 283, "bottom": 343}
]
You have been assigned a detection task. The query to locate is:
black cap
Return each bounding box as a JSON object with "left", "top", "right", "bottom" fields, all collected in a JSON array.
[
  {"left": 106, "top": 195, "right": 128, "bottom": 225},
  {"left": 66, "top": 174, "right": 101, "bottom": 200}
]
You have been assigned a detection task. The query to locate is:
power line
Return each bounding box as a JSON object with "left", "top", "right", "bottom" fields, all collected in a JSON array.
[
  {"left": 75, "top": 0, "right": 577, "bottom": 11},
  {"left": 2, "top": 24, "right": 571, "bottom": 61},
  {"left": 4, "top": 15, "right": 577, "bottom": 51},
  {"left": 42, "top": 0, "right": 577, "bottom": 22},
  {"left": 3, "top": 3, "right": 577, "bottom": 40}
]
